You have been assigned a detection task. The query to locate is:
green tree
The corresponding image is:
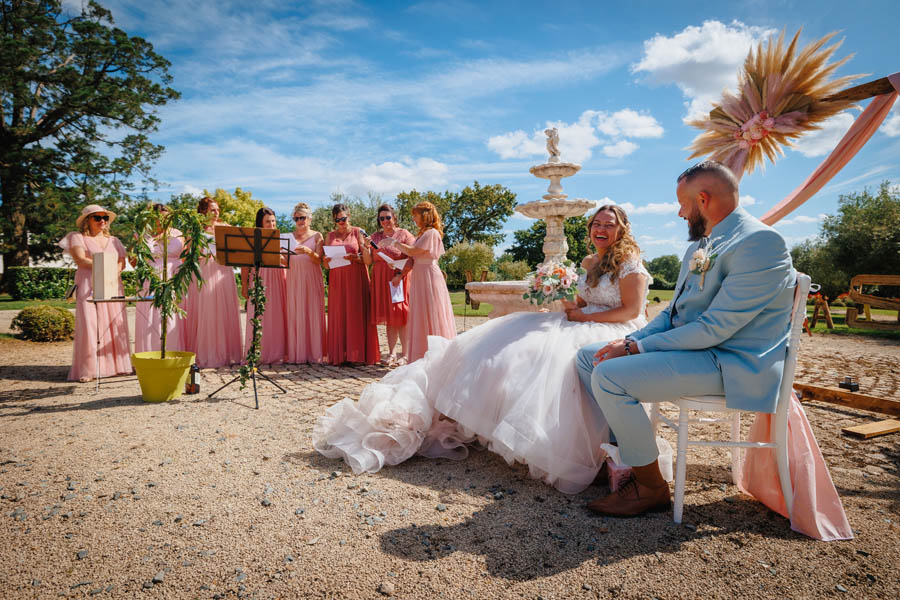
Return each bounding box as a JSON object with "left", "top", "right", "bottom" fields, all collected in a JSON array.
[
  {"left": 492, "top": 253, "right": 531, "bottom": 281},
  {"left": 0, "top": 0, "right": 179, "bottom": 267},
  {"left": 647, "top": 254, "right": 681, "bottom": 290},
  {"left": 508, "top": 215, "right": 590, "bottom": 268},
  {"left": 790, "top": 239, "right": 849, "bottom": 301},
  {"left": 442, "top": 241, "right": 494, "bottom": 288},
  {"left": 396, "top": 181, "right": 517, "bottom": 247},
  {"left": 820, "top": 181, "right": 900, "bottom": 283},
  {"left": 312, "top": 191, "right": 383, "bottom": 238}
]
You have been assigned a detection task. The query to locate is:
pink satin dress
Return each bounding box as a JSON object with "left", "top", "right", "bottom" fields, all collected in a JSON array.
[
  {"left": 406, "top": 228, "right": 456, "bottom": 362},
  {"left": 59, "top": 232, "right": 132, "bottom": 381},
  {"left": 284, "top": 233, "right": 326, "bottom": 364},
  {"left": 183, "top": 233, "right": 243, "bottom": 368}
]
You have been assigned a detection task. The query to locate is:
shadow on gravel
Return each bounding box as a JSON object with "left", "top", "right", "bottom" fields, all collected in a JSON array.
[
  {"left": 0, "top": 385, "right": 78, "bottom": 404},
  {"left": 297, "top": 446, "right": 802, "bottom": 580},
  {"left": 0, "top": 364, "right": 69, "bottom": 383},
  {"left": 1, "top": 394, "right": 146, "bottom": 416}
]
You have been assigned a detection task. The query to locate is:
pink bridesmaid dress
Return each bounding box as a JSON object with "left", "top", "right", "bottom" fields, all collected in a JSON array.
[
  {"left": 183, "top": 233, "right": 243, "bottom": 368},
  {"left": 370, "top": 229, "right": 415, "bottom": 327},
  {"left": 244, "top": 265, "right": 287, "bottom": 365},
  {"left": 406, "top": 228, "right": 456, "bottom": 362},
  {"left": 135, "top": 229, "right": 187, "bottom": 354},
  {"left": 59, "top": 232, "right": 132, "bottom": 381},
  {"left": 284, "top": 233, "right": 326, "bottom": 364},
  {"left": 325, "top": 228, "right": 380, "bottom": 365}
]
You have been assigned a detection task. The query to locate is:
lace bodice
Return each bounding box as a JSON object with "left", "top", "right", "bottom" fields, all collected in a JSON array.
[{"left": 575, "top": 257, "right": 652, "bottom": 314}]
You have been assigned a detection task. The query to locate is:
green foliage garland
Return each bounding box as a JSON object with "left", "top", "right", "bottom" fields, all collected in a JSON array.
[{"left": 239, "top": 267, "right": 267, "bottom": 388}]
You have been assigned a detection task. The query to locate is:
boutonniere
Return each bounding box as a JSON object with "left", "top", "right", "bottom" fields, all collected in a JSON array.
[{"left": 689, "top": 247, "right": 717, "bottom": 290}]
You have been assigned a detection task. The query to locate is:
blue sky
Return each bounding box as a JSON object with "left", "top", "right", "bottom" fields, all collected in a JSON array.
[{"left": 69, "top": 0, "right": 900, "bottom": 259}]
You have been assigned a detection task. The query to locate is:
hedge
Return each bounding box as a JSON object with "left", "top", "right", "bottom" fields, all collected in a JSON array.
[{"left": 11, "top": 305, "right": 75, "bottom": 341}]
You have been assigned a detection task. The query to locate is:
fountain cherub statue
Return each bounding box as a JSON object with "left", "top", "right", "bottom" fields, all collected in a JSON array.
[{"left": 544, "top": 127, "right": 560, "bottom": 163}]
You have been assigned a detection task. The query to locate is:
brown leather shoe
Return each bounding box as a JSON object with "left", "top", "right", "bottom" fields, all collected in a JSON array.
[{"left": 586, "top": 474, "right": 671, "bottom": 517}]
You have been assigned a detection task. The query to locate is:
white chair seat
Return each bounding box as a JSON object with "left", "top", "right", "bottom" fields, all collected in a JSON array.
[{"left": 652, "top": 273, "right": 811, "bottom": 525}]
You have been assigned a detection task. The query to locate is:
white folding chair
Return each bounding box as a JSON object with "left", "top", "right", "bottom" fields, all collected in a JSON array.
[{"left": 651, "top": 273, "right": 811, "bottom": 524}]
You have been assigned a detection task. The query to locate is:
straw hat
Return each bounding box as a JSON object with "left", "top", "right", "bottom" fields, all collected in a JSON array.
[{"left": 75, "top": 204, "right": 117, "bottom": 228}]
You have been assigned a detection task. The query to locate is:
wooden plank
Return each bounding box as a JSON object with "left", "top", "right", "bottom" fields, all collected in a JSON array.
[
  {"left": 842, "top": 419, "right": 900, "bottom": 439},
  {"left": 795, "top": 383, "right": 900, "bottom": 417},
  {"left": 821, "top": 77, "right": 896, "bottom": 103},
  {"left": 846, "top": 308, "right": 900, "bottom": 331},
  {"left": 823, "top": 300, "right": 835, "bottom": 329}
]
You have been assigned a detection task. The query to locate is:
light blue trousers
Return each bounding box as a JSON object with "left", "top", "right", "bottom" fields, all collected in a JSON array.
[{"left": 576, "top": 343, "right": 725, "bottom": 467}]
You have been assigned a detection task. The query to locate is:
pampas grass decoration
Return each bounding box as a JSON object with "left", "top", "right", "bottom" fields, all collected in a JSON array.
[{"left": 687, "top": 29, "right": 861, "bottom": 178}]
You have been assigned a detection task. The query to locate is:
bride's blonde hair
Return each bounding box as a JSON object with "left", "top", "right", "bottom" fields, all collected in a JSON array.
[{"left": 585, "top": 204, "right": 641, "bottom": 287}]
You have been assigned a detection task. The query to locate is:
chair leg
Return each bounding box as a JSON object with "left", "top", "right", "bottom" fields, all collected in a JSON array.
[
  {"left": 730, "top": 411, "right": 742, "bottom": 486},
  {"left": 774, "top": 411, "right": 794, "bottom": 519},
  {"left": 650, "top": 403, "right": 660, "bottom": 435},
  {"left": 673, "top": 406, "right": 688, "bottom": 524}
]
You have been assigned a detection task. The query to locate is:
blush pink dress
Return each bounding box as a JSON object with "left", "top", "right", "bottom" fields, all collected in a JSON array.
[
  {"left": 325, "top": 228, "right": 380, "bottom": 365},
  {"left": 134, "top": 229, "right": 187, "bottom": 354},
  {"left": 183, "top": 232, "right": 243, "bottom": 368},
  {"left": 406, "top": 228, "right": 456, "bottom": 361},
  {"left": 284, "top": 233, "right": 326, "bottom": 364},
  {"left": 244, "top": 263, "right": 287, "bottom": 365},
  {"left": 370, "top": 229, "right": 414, "bottom": 327},
  {"left": 59, "top": 232, "right": 132, "bottom": 381}
]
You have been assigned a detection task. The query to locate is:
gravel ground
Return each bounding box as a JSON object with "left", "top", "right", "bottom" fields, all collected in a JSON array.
[{"left": 1, "top": 307, "right": 898, "bottom": 599}]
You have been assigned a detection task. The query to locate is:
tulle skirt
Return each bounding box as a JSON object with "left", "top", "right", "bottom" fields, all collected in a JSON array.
[{"left": 314, "top": 311, "right": 648, "bottom": 494}]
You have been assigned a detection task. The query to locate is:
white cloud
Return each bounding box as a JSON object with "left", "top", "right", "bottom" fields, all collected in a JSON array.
[
  {"left": 602, "top": 140, "right": 639, "bottom": 158},
  {"left": 881, "top": 107, "right": 900, "bottom": 137},
  {"left": 740, "top": 194, "right": 757, "bottom": 206},
  {"left": 487, "top": 109, "right": 662, "bottom": 163},
  {"left": 774, "top": 213, "right": 827, "bottom": 227},
  {"left": 791, "top": 112, "right": 856, "bottom": 157},
  {"left": 182, "top": 184, "right": 205, "bottom": 196},
  {"left": 618, "top": 201, "right": 679, "bottom": 216},
  {"left": 351, "top": 158, "right": 450, "bottom": 196},
  {"left": 632, "top": 20, "right": 775, "bottom": 121}
]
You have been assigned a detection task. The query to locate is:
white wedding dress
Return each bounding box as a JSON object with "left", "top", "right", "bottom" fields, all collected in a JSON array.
[{"left": 313, "top": 258, "right": 653, "bottom": 494}]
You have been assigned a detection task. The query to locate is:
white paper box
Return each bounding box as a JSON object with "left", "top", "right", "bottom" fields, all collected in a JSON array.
[{"left": 92, "top": 252, "right": 118, "bottom": 300}]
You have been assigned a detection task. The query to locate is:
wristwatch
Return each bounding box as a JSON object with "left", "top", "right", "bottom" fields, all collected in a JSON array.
[{"left": 624, "top": 339, "right": 634, "bottom": 355}]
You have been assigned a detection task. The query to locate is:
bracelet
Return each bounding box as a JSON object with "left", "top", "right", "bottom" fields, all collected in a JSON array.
[{"left": 624, "top": 340, "right": 633, "bottom": 355}]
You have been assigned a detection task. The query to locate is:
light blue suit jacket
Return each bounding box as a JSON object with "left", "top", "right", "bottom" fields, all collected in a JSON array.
[{"left": 629, "top": 207, "right": 796, "bottom": 413}]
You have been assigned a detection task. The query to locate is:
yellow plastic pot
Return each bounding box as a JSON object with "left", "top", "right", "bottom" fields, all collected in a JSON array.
[{"left": 131, "top": 351, "right": 196, "bottom": 403}]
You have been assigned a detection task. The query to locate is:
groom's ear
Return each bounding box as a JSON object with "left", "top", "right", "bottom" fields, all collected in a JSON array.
[{"left": 697, "top": 191, "right": 711, "bottom": 209}]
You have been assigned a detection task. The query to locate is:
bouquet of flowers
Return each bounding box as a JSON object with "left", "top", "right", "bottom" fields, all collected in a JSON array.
[{"left": 522, "top": 260, "right": 585, "bottom": 306}]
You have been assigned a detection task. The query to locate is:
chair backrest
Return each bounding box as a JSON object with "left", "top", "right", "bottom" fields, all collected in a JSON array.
[{"left": 774, "top": 273, "right": 812, "bottom": 422}]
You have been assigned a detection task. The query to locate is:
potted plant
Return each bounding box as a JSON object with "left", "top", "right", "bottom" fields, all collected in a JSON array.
[{"left": 131, "top": 204, "right": 210, "bottom": 402}]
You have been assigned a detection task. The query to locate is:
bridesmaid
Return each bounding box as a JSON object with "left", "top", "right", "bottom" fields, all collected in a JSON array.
[
  {"left": 284, "top": 202, "right": 326, "bottom": 364},
  {"left": 183, "top": 197, "right": 243, "bottom": 368},
  {"left": 241, "top": 207, "right": 287, "bottom": 365},
  {"left": 322, "top": 203, "right": 380, "bottom": 365},
  {"left": 369, "top": 203, "right": 415, "bottom": 365},
  {"left": 59, "top": 205, "right": 132, "bottom": 382},
  {"left": 380, "top": 201, "right": 455, "bottom": 362},
  {"left": 134, "top": 204, "right": 186, "bottom": 354}
]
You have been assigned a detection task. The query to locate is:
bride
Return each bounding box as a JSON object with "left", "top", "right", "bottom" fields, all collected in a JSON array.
[{"left": 313, "top": 204, "right": 653, "bottom": 494}]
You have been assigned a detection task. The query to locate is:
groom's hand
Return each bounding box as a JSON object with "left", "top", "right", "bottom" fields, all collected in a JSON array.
[{"left": 593, "top": 339, "right": 627, "bottom": 365}]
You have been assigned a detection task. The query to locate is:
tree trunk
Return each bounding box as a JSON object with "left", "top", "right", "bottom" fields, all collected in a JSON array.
[{"left": 0, "top": 167, "right": 31, "bottom": 268}]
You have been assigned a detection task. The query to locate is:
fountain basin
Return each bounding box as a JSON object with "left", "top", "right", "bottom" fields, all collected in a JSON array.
[
  {"left": 465, "top": 281, "right": 562, "bottom": 319},
  {"left": 516, "top": 198, "right": 596, "bottom": 220}
]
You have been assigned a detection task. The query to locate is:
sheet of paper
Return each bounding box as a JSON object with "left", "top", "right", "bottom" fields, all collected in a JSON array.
[
  {"left": 324, "top": 245, "right": 350, "bottom": 268},
  {"left": 377, "top": 251, "right": 407, "bottom": 271},
  {"left": 389, "top": 280, "right": 405, "bottom": 303}
]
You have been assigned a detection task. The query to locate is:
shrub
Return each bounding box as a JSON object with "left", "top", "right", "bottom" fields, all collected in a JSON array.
[
  {"left": 442, "top": 241, "right": 494, "bottom": 289},
  {"left": 2, "top": 267, "right": 75, "bottom": 300},
  {"left": 495, "top": 259, "right": 531, "bottom": 281},
  {"left": 11, "top": 305, "right": 75, "bottom": 342}
]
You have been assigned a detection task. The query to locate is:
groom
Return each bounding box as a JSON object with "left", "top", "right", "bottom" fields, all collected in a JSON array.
[{"left": 576, "top": 160, "right": 796, "bottom": 517}]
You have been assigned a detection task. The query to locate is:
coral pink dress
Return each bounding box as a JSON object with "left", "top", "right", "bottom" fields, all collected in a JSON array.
[
  {"left": 370, "top": 229, "right": 414, "bottom": 327},
  {"left": 406, "top": 228, "right": 456, "bottom": 361},
  {"left": 325, "top": 228, "right": 380, "bottom": 365},
  {"left": 135, "top": 229, "right": 187, "bottom": 354},
  {"left": 244, "top": 263, "right": 287, "bottom": 365},
  {"left": 284, "top": 233, "right": 326, "bottom": 364},
  {"left": 183, "top": 232, "right": 243, "bottom": 368},
  {"left": 59, "top": 232, "right": 132, "bottom": 381}
]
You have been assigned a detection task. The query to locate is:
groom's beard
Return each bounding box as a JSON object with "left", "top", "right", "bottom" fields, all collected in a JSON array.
[{"left": 686, "top": 209, "right": 707, "bottom": 241}]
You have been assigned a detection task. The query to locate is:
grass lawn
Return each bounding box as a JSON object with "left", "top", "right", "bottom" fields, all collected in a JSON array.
[
  {"left": 648, "top": 288, "right": 674, "bottom": 303},
  {"left": 805, "top": 306, "right": 900, "bottom": 340},
  {"left": 0, "top": 295, "right": 73, "bottom": 311},
  {"left": 449, "top": 290, "right": 493, "bottom": 317}
]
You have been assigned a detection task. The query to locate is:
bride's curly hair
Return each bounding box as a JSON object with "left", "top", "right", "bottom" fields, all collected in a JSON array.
[{"left": 585, "top": 204, "right": 641, "bottom": 287}]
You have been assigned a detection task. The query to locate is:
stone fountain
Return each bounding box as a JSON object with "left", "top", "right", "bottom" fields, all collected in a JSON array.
[{"left": 466, "top": 128, "right": 596, "bottom": 318}]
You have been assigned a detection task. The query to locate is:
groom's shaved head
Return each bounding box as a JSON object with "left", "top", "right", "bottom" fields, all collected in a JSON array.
[
  {"left": 676, "top": 161, "right": 740, "bottom": 238},
  {"left": 677, "top": 161, "right": 739, "bottom": 193}
]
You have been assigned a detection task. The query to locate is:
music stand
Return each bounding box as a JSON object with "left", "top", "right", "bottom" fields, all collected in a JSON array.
[{"left": 207, "top": 225, "right": 289, "bottom": 408}]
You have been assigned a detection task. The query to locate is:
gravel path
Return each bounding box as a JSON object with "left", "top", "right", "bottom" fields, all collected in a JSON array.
[{"left": 1, "top": 309, "right": 898, "bottom": 599}]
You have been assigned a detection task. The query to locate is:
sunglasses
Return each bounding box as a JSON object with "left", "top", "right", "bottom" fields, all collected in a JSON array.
[
  {"left": 293, "top": 216, "right": 307, "bottom": 222},
  {"left": 92, "top": 214, "right": 110, "bottom": 222},
  {"left": 378, "top": 215, "right": 393, "bottom": 222},
  {"left": 334, "top": 216, "right": 348, "bottom": 223}
]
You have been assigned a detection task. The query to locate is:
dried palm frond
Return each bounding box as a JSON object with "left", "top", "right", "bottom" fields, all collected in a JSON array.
[{"left": 687, "top": 29, "right": 861, "bottom": 178}]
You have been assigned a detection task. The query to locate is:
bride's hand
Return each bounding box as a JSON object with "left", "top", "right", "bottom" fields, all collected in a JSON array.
[
  {"left": 560, "top": 299, "right": 578, "bottom": 311},
  {"left": 565, "top": 307, "right": 587, "bottom": 322}
]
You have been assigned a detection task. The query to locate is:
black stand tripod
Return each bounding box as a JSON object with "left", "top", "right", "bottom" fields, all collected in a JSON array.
[{"left": 207, "top": 226, "right": 289, "bottom": 409}]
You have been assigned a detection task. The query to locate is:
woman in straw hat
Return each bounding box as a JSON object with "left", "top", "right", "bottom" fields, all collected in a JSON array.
[{"left": 58, "top": 205, "right": 132, "bottom": 382}]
